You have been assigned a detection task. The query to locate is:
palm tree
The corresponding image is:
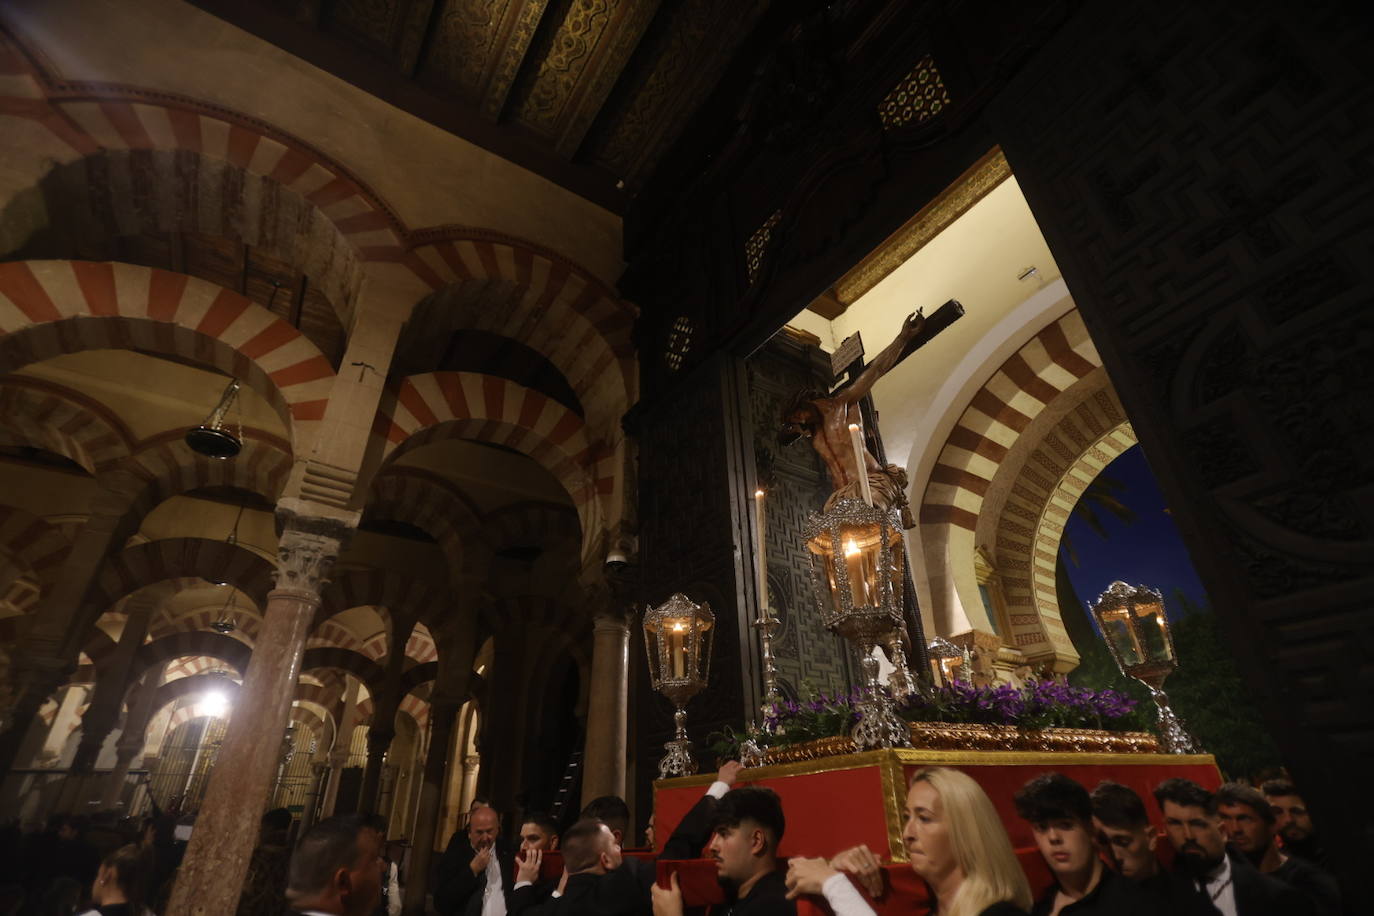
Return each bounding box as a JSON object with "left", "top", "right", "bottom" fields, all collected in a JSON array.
[
  {"left": 1060, "top": 474, "right": 1136, "bottom": 568},
  {"left": 1057, "top": 473, "right": 1142, "bottom": 695}
]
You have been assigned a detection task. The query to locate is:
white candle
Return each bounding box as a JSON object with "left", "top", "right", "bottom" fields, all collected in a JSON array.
[
  {"left": 669, "top": 620, "right": 687, "bottom": 678},
  {"left": 848, "top": 423, "right": 874, "bottom": 506},
  {"left": 755, "top": 488, "right": 768, "bottom": 616}
]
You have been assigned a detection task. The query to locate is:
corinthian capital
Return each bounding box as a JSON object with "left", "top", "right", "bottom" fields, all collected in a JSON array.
[{"left": 272, "top": 508, "right": 353, "bottom": 597}]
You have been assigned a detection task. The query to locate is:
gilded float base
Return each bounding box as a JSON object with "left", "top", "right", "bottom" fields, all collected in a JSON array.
[{"left": 763, "top": 722, "right": 1159, "bottom": 764}]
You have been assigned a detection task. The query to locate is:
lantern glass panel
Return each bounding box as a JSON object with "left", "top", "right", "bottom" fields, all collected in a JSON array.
[
  {"left": 1134, "top": 600, "right": 1173, "bottom": 664},
  {"left": 1099, "top": 607, "right": 1144, "bottom": 667},
  {"left": 839, "top": 522, "right": 883, "bottom": 607}
]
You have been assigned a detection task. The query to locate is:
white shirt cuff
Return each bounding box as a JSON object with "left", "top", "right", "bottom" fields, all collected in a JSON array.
[
  {"left": 821, "top": 873, "right": 876, "bottom": 916},
  {"left": 513, "top": 881, "right": 532, "bottom": 890},
  {"left": 551, "top": 891, "right": 562, "bottom": 899},
  {"left": 706, "top": 780, "right": 730, "bottom": 799}
]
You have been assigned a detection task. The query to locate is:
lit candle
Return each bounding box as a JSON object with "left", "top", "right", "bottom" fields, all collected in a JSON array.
[
  {"left": 755, "top": 488, "right": 768, "bottom": 617},
  {"left": 848, "top": 423, "right": 873, "bottom": 506},
  {"left": 844, "top": 538, "right": 872, "bottom": 606},
  {"left": 669, "top": 620, "right": 687, "bottom": 678}
]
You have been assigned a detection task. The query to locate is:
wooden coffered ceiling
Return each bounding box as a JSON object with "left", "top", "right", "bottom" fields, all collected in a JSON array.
[{"left": 190, "top": 0, "right": 772, "bottom": 210}]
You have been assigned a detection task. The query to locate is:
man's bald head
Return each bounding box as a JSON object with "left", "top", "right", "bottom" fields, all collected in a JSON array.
[{"left": 468, "top": 806, "right": 499, "bottom": 850}]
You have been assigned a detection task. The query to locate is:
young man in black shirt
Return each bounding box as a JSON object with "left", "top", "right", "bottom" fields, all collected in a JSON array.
[
  {"left": 652, "top": 785, "right": 794, "bottom": 916},
  {"left": 1014, "top": 773, "right": 1157, "bottom": 916}
]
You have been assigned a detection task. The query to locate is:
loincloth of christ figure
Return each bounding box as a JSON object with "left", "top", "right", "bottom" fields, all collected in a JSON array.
[{"left": 777, "top": 311, "right": 924, "bottom": 529}]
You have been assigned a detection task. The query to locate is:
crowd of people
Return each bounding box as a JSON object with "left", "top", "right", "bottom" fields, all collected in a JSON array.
[{"left": 0, "top": 768, "right": 1341, "bottom": 916}]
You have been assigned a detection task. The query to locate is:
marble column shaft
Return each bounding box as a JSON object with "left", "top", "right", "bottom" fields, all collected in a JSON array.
[
  {"left": 70, "top": 597, "right": 157, "bottom": 775},
  {"left": 581, "top": 613, "right": 629, "bottom": 806},
  {"left": 165, "top": 517, "right": 345, "bottom": 916},
  {"left": 401, "top": 698, "right": 459, "bottom": 916}
]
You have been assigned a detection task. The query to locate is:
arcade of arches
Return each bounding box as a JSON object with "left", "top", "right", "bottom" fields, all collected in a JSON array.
[{"left": 1, "top": 0, "right": 1369, "bottom": 909}]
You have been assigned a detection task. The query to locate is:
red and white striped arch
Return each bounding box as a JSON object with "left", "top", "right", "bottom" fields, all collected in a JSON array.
[
  {"left": 918, "top": 309, "right": 1102, "bottom": 646},
  {"left": 85, "top": 537, "right": 275, "bottom": 634},
  {"left": 0, "top": 379, "right": 133, "bottom": 473},
  {"left": 134, "top": 632, "right": 251, "bottom": 684},
  {"left": 315, "top": 571, "right": 450, "bottom": 634},
  {"left": 486, "top": 500, "right": 582, "bottom": 555},
  {"left": 373, "top": 371, "right": 609, "bottom": 543},
  {"left": 404, "top": 625, "right": 438, "bottom": 665},
  {"left": 0, "top": 504, "right": 71, "bottom": 598},
  {"left": 398, "top": 234, "right": 636, "bottom": 430},
  {"left": 367, "top": 468, "right": 491, "bottom": 583},
  {"left": 306, "top": 620, "right": 366, "bottom": 656},
  {"left": 0, "top": 31, "right": 402, "bottom": 260},
  {"left": 0, "top": 261, "right": 334, "bottom": 447},
  {"left": 129, "top": 435, "right": 293, "bottom": 509}
]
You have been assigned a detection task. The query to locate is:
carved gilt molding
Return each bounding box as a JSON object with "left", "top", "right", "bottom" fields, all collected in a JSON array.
[{"left": 826, "top": 147, "right": 1013, "bottom": 310}]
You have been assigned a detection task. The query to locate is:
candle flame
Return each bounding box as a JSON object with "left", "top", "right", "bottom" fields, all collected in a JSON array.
[
  {"left": 755, "top": 488, "right": 765, "bottom": 498},
  {"left": 844, "top": 539, "right": 860, "bottom": 557},
  {"left": 672, "top": 621, "right": 685, "bottom": 632},
  {"left": 848, "top": 423, "right": 860, "bottom": 432}
]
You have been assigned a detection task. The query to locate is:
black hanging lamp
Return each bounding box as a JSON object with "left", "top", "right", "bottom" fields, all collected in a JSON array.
[{"left": 186, "top": 379, "right": 243, "bottom": 459}]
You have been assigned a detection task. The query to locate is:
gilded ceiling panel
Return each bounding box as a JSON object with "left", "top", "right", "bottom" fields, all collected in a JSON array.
[
  {"left": 586, "top": 0, "right": 763, "bottom": 184},
  {"left": 508, "top": 0, "right": 620, "bottom": 136},
  {"left": 424, "top": 0, "right": 508, "bottom": 100}
]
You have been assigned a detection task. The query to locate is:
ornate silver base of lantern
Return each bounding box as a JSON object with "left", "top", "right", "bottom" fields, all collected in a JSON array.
[
  {"left": 1147, "top": 685, "right": 1198, "bottom": 754},
  {"left": 739, "top": 722, "right": 767, "bottom": 768},
  {"left": 658, "top": 707, "right": 699, "bottom": 778},
  {"left": 882, "top": 633, "right": 917, "bottom": 697},
  {"left": 851, "top": 652, "right": 911, "bottom": 750}
]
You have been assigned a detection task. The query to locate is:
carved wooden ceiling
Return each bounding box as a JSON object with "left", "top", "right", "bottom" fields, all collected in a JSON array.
[{"left": 190, "top": 0, "right": 772, "bottom": 210}]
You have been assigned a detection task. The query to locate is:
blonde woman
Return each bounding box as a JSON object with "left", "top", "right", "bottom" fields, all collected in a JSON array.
[{"left": 786, "top": 766, "right": 1032, "bottom": 916}]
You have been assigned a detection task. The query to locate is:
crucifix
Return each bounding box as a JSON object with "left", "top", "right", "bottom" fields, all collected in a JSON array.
[{"left": 778, "top": 298, "right": 965, "bottom": 677}]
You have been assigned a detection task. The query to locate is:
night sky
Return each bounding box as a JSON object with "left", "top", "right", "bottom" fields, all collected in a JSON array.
[{"left": 1059, "top": 445, "right": 1211, "bottom": 621}]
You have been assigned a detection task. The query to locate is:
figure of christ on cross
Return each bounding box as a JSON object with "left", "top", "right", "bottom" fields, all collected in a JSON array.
[{"left": 778, "top": 310, "right": 926, "bottom": 528}]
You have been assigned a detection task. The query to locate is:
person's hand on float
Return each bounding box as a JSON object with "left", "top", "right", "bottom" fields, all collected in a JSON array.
[
  {"left": 651, "top": 871, "right": 684, "bottom": 916},
  {"left": 829, "top": 844, "right": 884, "bottom": 898},
  {"left": 718, "top": 760, "right": 743, "bottom": 787},
  {"left": 785, "top": 857, "right": 840, "bottom": 899}
]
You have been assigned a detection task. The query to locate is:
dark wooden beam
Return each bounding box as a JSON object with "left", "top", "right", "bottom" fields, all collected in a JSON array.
[{"left": 187, "top": 0, "right": 629, "bottom": 213}]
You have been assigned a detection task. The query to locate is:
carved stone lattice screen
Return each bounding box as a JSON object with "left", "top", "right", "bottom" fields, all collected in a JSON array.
[{"left": 746, "top": 332, "right": 858, "bottom": 698}]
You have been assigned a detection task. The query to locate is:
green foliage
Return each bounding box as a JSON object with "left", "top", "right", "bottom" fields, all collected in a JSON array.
[{"left": 1163, "top": 591, "right": 1283, "bottom": 780}]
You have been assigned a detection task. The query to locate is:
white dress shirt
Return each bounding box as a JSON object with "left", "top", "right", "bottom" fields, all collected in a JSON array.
[
  {"left": 1199, "top": 853, "right": 1237, "bottom": 916},
  {"left": 481, "top": 850, "right": 508, "bottom": 916}
]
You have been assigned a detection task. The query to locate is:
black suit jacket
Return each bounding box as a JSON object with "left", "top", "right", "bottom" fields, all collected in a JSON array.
[
  {"left": 1030, "top": 867, "right": 1169, "bottom": 916},
  {"left": 661, "top": 793, "right": 721, "bottom": 860},
  {"left": 526, "top": 868, "right": 643, "bottom": 916},
  {"left": 1230, "top": 850, "right": 1315, "bottom": 916},
  {"left": 1270, "top": 855, "right": 1341, "bottom": 916},
  {"left": 714, "top": 869, "right": 795, "bottom": 916},
  {"left": 435, "top": 835, "right": 518, "bottom": 916}
]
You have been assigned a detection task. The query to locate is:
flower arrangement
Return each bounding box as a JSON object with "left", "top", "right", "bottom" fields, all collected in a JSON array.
[{"left": 709, "top": 679, "right": 1142, "bottom": 759}]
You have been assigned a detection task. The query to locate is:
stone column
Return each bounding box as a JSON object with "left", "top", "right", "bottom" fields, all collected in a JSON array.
[
  {"left": 67, "top": 597, "right": 157, "bottom": 780},
  {"left": 580, "top": 612, "right": 630, "bottom": 806},
  {"left": 359, "top": 619, "right": 407, "bottom": 813},
  {"left": 322, "top": 676, "right": 360, "bottom": 817},
  {"left": 99, "top": 671, "right": 160, "bottom": 811},
  {"left": 0, "top": 484, "right": 139, "bottom": 772},
  {"left": 402, "top": 696, "right": 459, "bottom": 916},
  {"left": 358, "top": 724, "right": 394, "bottom": 813},
  {"left": 165, "top": 511, "right": 349, "bottom": 916},
  {"left": 299, "top": 762, "right": 330, "bottom": 834}
]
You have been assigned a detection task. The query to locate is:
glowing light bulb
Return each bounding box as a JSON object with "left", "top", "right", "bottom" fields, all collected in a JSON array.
[{"left": 202, "top": 690, "right": 228, "bottom": 718}]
